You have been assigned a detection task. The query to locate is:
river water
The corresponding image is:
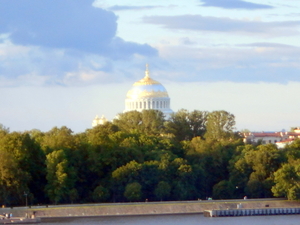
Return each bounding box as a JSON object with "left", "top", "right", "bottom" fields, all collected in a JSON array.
[{"left": 42, "top": 214, "right": 300, "bottom": 225}]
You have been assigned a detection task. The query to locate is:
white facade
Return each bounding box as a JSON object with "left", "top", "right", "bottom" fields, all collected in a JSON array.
[
  {"left": 242, "top": 128, "right": 300, "bottom": 148},
  {"left": 92, "top": 115, "right": 107, "bottom": 128},
  {"left": 243, "top": 133, "right": 282, "bottom": 144}
]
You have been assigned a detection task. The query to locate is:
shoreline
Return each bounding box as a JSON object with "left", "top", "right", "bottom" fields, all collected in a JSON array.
[
  {"left": 0, "top": 198, "right": 297, "bottom": 219},
  {"left": 40, "top": 213, "right": 201, "bottom": 222}
]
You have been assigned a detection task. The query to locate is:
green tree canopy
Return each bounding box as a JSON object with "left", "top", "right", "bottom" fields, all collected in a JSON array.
[
  {"left": 165, "top": 109, "right": 208, "bottom": 141},
  {"left": 45, "top": 150, "right": 76, "bottom": 204},
  {"left": 113, "top": 110, "right": 165, "bottom": 135},
  {"left": 155, "top": 181, "right": 171, "bottom": 201},
  {"left": 124, "top": 182, "right": 142, "bottom": 202},
  {"left": 205, "top": 110, "right": 235, "bottom": 140},
  {"left": 272, "top": 161, "right": 300, "bottom": 200}
]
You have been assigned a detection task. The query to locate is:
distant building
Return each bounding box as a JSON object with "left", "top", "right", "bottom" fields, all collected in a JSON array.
[
  {"left": 242, "top": 127, "right": 300, "bottom": 148},
  {"left": 92, "top": 115, "right": 107, "bottom": 128},
  {"left": 124, "top": 64, "right": 173, "bottom": 117},
  {"left": 92, "top": 64, "right": 173, "bottom": 127}
]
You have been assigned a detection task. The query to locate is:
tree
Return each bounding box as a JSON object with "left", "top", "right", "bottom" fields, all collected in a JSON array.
[
  {"left": 113, "top": 111, "right": 142, "bottom": 133},
  {"left": 272, "top": 162, "right": 300, "bottom": 200},
  {"left": 188, "top": 110, "right": 208, "bottom": 138},
  {"left": 92, "top": 185, "right": 109, "bottom": 202},
  {"left": 112, "top": 160, "right": 142, "bottom": 184},
  {"left": 86, "top": 122, "right": 119, "bottom": 146},
  {"left": 170, "top": 158, "right": 197, "bottom": 200},
  {"left": 139, "top": 161, "right": 160, "bottom": 200},
  {"left": 0, "top": 124, "right": 9, "bottom": 135},
  {"left": 0, "top": 149, "right": 30, "bottom": 205},
  {"left": 113, "top": 110, "right": 165, "bottom": 135},
  {"left": 229, "top": 144, "right": 283, "bottom": 198},
  {"left": 213, "top": 180, "right": 235, "bottom": 199},
  {"left": 155, "top": 181, "right": 171, "bottom": 201},
  {"left": 124, "top": 182, "right": 142, "bottom": 202},
  {"left": 45, "top": 150, "right": 76, "bottom": 204},
  {"left": 41, "top": 126, "right": 75, "bottom": 154},
  {"left": 112, "top": 160, "right": 142, "bottom": 201},
  {"left": 165, "top": 109, "right": 208, "bottom": 142},
  {"left": 0, "top": 132, "right": 44, "bottom": 205},
  {"left": 205, "top": 110, "right": 235, "bottom": 140},
  {"left": 165, "top": 109, "right": 191, "bottom": 141},
  {"left": 140, "top": 110, "right": 165, "bottom": 135},
  {"left": 69, "top": 188, "right": 79, "bottom": 204}
]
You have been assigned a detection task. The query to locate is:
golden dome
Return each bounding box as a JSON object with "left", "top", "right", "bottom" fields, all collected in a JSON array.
[
  {"left": 133, "top": 76, "right": 160, "bottom": 86},
  {"left": 126, "top": 64, "right": 169, "bottom": 99}
]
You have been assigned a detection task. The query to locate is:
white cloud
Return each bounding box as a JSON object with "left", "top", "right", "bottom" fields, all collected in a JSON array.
[
  {"left": 64, "top": 70, "right": 115, "bottom": 85},
  {"left": 199, "top": 0, "right": 274, "bottom": 10},
  {"left": 144, "top": 15, "right": 300, "bottom": 37}
]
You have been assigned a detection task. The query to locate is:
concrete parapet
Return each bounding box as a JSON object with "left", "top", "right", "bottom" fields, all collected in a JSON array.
[{"left": 0, "top": 199, "right": 299, "bottom": 219}]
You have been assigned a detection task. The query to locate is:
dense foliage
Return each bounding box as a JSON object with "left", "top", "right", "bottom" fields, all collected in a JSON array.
[{"left": 0, "top": 109, "right": 299, "bottom": 206}]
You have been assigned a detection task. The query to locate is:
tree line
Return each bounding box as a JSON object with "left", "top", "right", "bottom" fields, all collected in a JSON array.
[{"left": 0, "top": 109, "right": 299, "bottom": 206}]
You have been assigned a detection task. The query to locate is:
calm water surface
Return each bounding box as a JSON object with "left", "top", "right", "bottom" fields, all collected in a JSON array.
[{"left": 42, "top": 214, "right": 300, "bottom": 225}]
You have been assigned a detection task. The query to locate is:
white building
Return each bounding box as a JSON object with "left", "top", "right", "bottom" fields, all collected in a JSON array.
[
  {"left": 124, "top": 64, "right": 173, "bottom": 117},
  {"left": 92, "top": 115, "right": 107, "bottom": 128},
  {"left": 92, "top": 64, "right": 173, "bottom": 127},
  {"left": 242, "top": 128, "right": 300, "bottom": 148}
]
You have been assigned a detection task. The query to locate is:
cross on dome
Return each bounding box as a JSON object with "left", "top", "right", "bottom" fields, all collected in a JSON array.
[{"left": 145, "top": 63, "right": 150, "bottom": 78}]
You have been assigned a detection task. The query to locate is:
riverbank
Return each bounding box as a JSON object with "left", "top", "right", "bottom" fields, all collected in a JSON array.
[{"left": 0, "top": 199, "right": 298, "bottom": 219}]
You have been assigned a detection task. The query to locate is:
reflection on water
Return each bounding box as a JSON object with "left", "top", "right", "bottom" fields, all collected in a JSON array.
[{"left": 42, "top": 214, "right": 300, "bottom": 225}]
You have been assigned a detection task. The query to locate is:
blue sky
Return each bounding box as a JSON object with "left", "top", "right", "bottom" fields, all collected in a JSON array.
[{"left": 1, "top": 0, "right": 300, "bottom": 132}]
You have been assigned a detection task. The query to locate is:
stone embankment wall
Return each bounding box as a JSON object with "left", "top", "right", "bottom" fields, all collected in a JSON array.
[{"left": 0, "top": 199, "right": 299, "bottom": 218}]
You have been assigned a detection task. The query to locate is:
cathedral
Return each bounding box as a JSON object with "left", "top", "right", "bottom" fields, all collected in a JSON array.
[{"left": 92, "top": 64, "right": 173, "bottom": 127}]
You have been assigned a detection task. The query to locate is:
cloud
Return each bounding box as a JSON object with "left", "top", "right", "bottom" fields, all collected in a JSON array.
[
  {"left": 143, "top": 15, "right": 300, "bottom": 36},
  {"left": 0, "top": 0, "right": 158, "bottom": 86},
  {"left": 236, "top": 42, "right": 296, "bottom": 48},
  {"left": 107, "top": 5, "right": 161, "bottom": 11},
  {"left": 0, "top": 0, "right": 157, "bottom": 57},
  {"left": 155, "top": 43, "right": 300, "bottom": 83},
  {"left": 0, "top": 41, "right": 127, "bottom": 87},
  {"left": 199, "top": 0, "right": 273, "bottom": 10},
  {"left": 179, "top": 37, "right": 197, "bottom": 45},
  {"left": 108, "top": 37, "right": 158, "bottom": 59}
]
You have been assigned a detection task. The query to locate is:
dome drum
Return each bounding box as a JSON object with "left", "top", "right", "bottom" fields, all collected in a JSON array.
[{"left": 125, "top": 98, "right": 171, "bottom": 111}]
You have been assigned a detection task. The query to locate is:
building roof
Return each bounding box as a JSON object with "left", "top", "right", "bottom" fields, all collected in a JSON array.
[{"left": 126, "top": 64, "right": 169, "bottom": 100}]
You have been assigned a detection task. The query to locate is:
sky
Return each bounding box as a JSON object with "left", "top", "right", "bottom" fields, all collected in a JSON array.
[{"left": 1, "top": 0, "right": 300, "bottom": 133}]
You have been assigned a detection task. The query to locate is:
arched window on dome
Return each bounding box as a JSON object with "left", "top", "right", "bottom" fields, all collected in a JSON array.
[
  {"left": 136, "top": 102, "right": 138, "bottom": 109},
  {"left": 148, "top": 101, "right": 150, "bottom": 109},
  {"left": 160, "top": 101, "right": 162, "bottom": 108},
  {"left": 140, "top": 102, "right": 142, "bottom": 109},
  {"left": 156, "top": 101, "right": 159, "bottom": 109}
]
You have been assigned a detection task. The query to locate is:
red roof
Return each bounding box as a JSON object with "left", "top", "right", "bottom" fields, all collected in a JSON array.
[
  {"left": 250, "top": 133, "right": 281, "bottom": 137},
  {"left": 277, "top": 138, "right": 294, "bottom": 144}
]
